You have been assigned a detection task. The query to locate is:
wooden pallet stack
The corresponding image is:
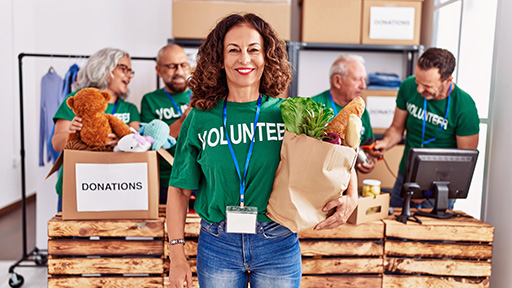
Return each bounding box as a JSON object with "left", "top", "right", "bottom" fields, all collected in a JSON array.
[
  {"left": 298, "top": 221, "right": 385, "bottom": 287},
  {"left": 47, "top": 207, "right": 494, "bottom": 287},
  {"left": 47, "top": 212, "right": 167, "bottom": 288},
  {"left": 382, "top": 210, "right": 494, "bottom": 288}
]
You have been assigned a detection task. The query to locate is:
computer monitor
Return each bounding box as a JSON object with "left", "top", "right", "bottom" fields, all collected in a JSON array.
[{"left": 397, "top": 148, "right": 479, "bottom": 224}]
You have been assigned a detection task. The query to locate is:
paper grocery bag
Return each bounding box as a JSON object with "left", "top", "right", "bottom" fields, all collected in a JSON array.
[{"left": 266, "top": 131, "right": 357, "bottom": 232}]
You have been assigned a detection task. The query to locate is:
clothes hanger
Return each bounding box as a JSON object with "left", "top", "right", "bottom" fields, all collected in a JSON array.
[{"left": 48, "top": 54, "right": 55, "bottom": 73}]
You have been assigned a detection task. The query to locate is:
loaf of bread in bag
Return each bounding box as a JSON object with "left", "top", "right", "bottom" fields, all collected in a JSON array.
[
  {"left": 344, "top": 114, "right": 362, "bottom": 149},
  {"left": 325, "top": 96, "right": 365, "bottom": 141}
]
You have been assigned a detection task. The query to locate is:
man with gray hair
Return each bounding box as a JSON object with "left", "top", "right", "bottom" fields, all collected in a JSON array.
[
  {"left": 140, "top": 44, "right": 192, "bottom": 204},
  {"left": 311, "top": 54, "right": 375, "bottom": 173}
]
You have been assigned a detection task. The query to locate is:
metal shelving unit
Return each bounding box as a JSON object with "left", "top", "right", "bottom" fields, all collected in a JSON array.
[{"left": 287, "top": 41, "right": 424, "bottom": 98}]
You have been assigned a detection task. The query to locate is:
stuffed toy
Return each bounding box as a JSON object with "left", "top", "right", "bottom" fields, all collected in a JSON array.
[
  {"left": 138, "top": 119, "right": 176, "bottom": 150},
  {"left": 114, "top": 128, "right": 154, "bottom": 152},
  {"left": 66, "top": 88, "right": 132, "bottom": 150}
]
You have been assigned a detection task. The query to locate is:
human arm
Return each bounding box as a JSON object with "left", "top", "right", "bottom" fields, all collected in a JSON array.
[
  {"left": 314, "top": 169, "right": 358, "bottom": 230},
  {"left": 166, "top": 186, "right": 193, "bottom": 288},
  {"left": 369, "top": 107, "right": 408, "bottom": 159},
  {"left": 129, "top": 121, "right": 140, "bottom": 131},
  {"left": 457, "top": 134, "right": 479, "bottom": 149},
  {"left": 169, "top": 106, "right": 192, "bottom": 139},
  {"left": 52, "top": 116, "right": 82, "bottom": 152}
]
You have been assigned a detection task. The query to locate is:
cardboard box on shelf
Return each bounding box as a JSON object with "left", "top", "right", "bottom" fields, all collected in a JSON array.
[
  {"left": 47, "top": 149, "right": 174, "bottom": 220},
  {"left": 361, "top": 89, "right": 398, "bottom": 135},
  {"left": 301, "top": 0, "right": 362, "bottom": 44},
  {"left": 362, "top": 0, "right": 423, "bottom": 45},
  {"left": 172, "top": 0, "right": 291, "bottom": 40},
  {"left": 347, "top": 193, "right": 389, "bottom": 224}
]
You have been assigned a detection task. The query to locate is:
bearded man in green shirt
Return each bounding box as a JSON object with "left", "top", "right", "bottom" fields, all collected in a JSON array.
[{"left": 370, "top": 48, "right": 480, "bottom": 209}]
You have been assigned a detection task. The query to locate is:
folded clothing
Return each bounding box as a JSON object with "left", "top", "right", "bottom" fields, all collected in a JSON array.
[{"left": 368, "top": 73, "right": 402, "bottom": 87}]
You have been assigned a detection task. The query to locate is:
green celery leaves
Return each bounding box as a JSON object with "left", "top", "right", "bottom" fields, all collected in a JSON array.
[{"left": 281, "top": 97, "right": 334, "bottom": 140}]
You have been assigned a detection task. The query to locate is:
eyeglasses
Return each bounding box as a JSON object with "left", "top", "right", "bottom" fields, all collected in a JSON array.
[
  {"left": 158, "top": 62, "right": 191, "bottom": 72},
  {"left": 116, "top": 64, "right": 135, "bottom": 76}
]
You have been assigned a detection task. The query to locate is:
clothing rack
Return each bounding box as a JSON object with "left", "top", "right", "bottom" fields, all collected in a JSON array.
[{"left": 9, "top": 52, "right": 159, "bottom": 288}]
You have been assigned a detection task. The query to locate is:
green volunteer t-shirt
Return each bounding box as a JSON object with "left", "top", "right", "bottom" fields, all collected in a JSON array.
[
  {"left": 140, "top": 88, "right": 191, "bottom": 187},
  {"left": 397, "top": 76, "right": 480, "bottom": 174},
  {"left": 169, "top": 95, "right": 285, "bottom": 223},
  {"left": 53, "top": 90, "right": 141, "bottom": 196},
  {"left": 311, "top": 90, "right": 374, "bottom": 144}
]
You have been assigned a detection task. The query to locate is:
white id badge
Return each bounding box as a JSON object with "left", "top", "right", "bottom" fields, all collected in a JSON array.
[{"left": 226, "top": 206, "right": 257, "bottom": 234}]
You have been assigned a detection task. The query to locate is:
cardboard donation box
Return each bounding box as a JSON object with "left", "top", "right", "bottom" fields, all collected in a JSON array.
[
  {"left": 172, "top": 0, "right": 291, "bottom": 40},
  {"left": 362, "top": 0, "right": 423, "bottom": 45},
  {"left": 267, "top": 131, "right": 357, "bottom": 232},
  {"left": 47, "top": 149, "right": 173, "bottom": 220},
  {"left": 348, "top": 193, "right": 389, "bottom": 224},
  {"left": 302, "top": 0, "right": 362, "bottom": 44}
]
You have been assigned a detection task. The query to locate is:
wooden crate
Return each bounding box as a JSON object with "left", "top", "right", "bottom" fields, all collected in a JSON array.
[
  {"left": 298, "top": 221, "right": 385, "bottom": 287},
  {"left": 47, "top": 212, "right": 168, "bottom": 288},
  {"left": 382, "top": 209, "right": 494, "bottom": 288}
]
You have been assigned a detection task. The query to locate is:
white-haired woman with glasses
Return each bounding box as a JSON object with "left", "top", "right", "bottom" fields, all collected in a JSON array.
[{"left": 51, "top": 47, "right": 141, "bottom": 212}]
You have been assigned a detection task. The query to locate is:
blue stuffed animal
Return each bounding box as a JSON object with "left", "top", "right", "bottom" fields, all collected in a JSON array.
[{"left": 138, "top": 119, "right": 176, "bottom": 150}]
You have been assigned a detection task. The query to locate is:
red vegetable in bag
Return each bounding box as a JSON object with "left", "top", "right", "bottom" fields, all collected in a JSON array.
[{"left": 323, "top": 132, "right": 342, "bottom": 145}]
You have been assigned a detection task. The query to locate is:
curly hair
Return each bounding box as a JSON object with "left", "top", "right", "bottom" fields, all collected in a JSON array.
[
  {"left": 417, "top": 48, "right": 456, "bottom": 81},
  {"left": 189, "top": 13, "right": 292, "bottom": 111}
]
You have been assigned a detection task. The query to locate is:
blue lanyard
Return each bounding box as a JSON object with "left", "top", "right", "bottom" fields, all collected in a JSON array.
[
  {"left": 421, "top": 83, "right": 452, "bottom": 147},
  {"left": 328, "top": 91, "right": 338, "bottom": 115},
  {"left": 223, "top": 95, "right": 262, "bottom": 208},
  {"left": 164, "top": 89, "right": 191, "bottom": 117},
  {"left": 110, "top": 100, "right": 118, "bottom": 115}
]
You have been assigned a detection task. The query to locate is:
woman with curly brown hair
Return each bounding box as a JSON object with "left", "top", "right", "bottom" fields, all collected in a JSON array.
[
  {"left": 165, "top": 13, "right": 357, "bottom": 288},
  {"left": 166, "top": 13, "right": 300, "bottom": 288}
]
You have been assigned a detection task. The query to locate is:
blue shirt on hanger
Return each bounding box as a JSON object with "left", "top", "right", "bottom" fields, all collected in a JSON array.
[{"left": 39, "top": 68, "right": 63, "bottom": 166}]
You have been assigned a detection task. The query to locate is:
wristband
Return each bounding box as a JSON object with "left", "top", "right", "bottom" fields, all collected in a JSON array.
[{"left": 170, "top": 239, "right": 186, "bottom": 245}]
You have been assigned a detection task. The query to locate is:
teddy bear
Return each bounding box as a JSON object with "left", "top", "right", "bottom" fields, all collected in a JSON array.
[
  {"left": 138, "top": 119, "right": 176, "bottom": 150},
  {"left": 66, "top": 87, "right": 132, "bottom": 151}
]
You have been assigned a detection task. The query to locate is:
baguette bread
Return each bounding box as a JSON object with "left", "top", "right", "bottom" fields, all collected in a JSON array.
[
  {"left": 325, "top": 96, "right": 365, "bottom": 139},
  {"left": 344, "top": 114, "right": 362, "bottom": 149}
]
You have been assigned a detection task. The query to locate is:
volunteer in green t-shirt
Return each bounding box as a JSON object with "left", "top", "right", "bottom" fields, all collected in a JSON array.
[
  {"left": 140, "top": 44, "right": 192, "bottom": 204},
  {"left": 52, "top": 48, "right": 141, "bottom": 212},
  {"left": 370, "top": 48, "right": 480, "bottom": 209},
  {"left": 311, "top": 54, "right": 375, "bottom": 174},
  {"left": 165, "top": 13, "right": 358, "bottom": 288}
]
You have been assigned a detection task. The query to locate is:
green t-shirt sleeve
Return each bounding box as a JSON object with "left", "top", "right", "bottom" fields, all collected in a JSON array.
[
  {"left": 53, "top": 93, "right": 77, "bottom": 122},
  {"left": 455, "top": 96, "right": 480, "bottom": 137},
  {"left": 168, "top": 110, "right": 201, "bottom": 189},
  {"left": 127, "top": 102, "right": 141, "bottom": 123},
  {"left": 396, "top": 83, "right": 408, "bottom": 111},
  {"left": 361, "top": 108, "right": 374, "bottom": 142},
  {"left": 140, "top": 94, "right": 153, "bottom": 123}
]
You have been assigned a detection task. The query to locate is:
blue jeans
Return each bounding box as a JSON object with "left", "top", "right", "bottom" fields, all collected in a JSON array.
[
  {"left": 391, "top": 173, "right": 455, "bottom": 209},
  {"left": 197, "top": 219, "right": 302, "bottom": 288},
  {"left": 57, "top": 195, "right": 62, "bottom": 212}
]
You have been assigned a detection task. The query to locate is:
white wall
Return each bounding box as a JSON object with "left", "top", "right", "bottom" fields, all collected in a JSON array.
[
  {"left": 447, "top": 0, "right": 497, "bottom": 219},
  {"left": 3, "top": 0, "right": 173, "bottom": 249},
  {"left": 1, "top": 0, "right": 20, "bottom": 212},
  {"left": 486, "top": 0, "right": 512, "bottom": 286}
]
